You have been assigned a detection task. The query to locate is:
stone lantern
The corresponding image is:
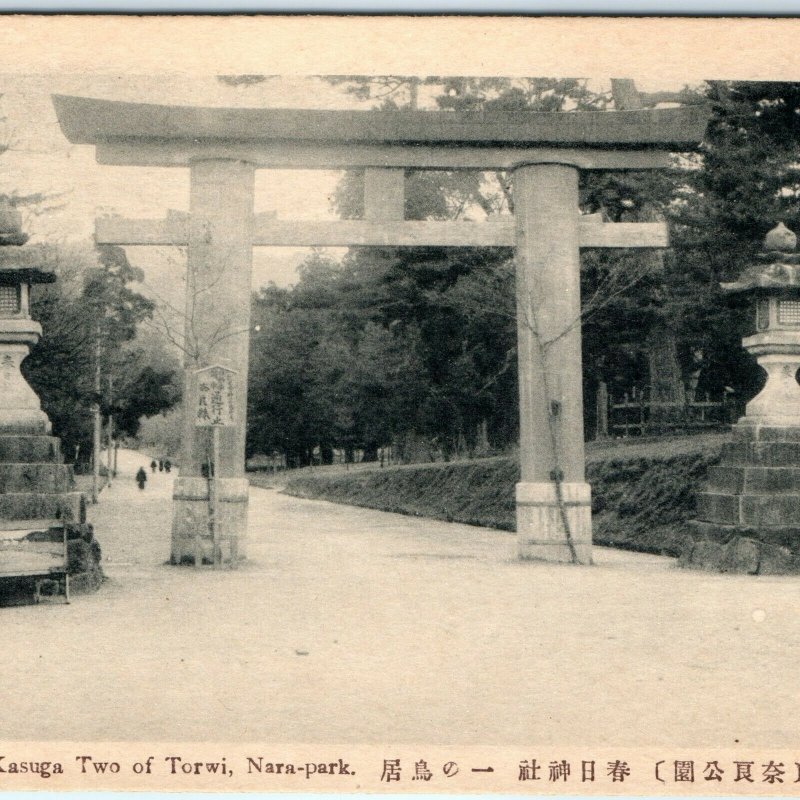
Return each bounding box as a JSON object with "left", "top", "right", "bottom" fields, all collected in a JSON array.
[
  {"left": 0, "top": 212, "right": 94, "bottom": 600},
  {"left": 722, "top": 221, "right": 800, "bottom": 427},
  {"left": 0, "top": 248, "right": 55, "bottom": 435},
  {"left": 688, "top": 222, "right": 800, "bottom": 573}
]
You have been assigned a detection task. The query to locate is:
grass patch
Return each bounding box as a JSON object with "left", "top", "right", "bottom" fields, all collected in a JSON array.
[
  {"left": 589, "top": 450, "right": 720, "bottom": 555},
  {"left": 284, "top": 456, "right": 518, "bottom": 531}
]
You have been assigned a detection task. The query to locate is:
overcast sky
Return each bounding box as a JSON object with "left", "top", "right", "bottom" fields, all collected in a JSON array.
[
  {"left": 0, "top": 74, "right": 362, "bottom": 296},
  {"left": 0, "top": 73, "right": 691, "bottom": 297}
]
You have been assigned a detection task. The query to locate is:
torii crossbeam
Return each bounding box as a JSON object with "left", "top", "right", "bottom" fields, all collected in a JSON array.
[{"left": 52, "top": 94, "right": 708, "bottom": 566}]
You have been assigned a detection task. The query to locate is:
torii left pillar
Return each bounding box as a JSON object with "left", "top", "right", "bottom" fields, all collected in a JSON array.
[{"left": 172, "top": 159, "right": 255, "bottom": 564}]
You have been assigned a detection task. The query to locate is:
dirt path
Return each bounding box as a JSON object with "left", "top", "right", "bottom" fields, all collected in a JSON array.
[{"left": 1, "top": 449, "right": 798, "bottom": 746}]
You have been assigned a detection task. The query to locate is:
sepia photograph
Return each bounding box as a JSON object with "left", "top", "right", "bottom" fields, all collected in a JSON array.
[{"left": 0, "top": 14, "right": 799, "bottom": 795}]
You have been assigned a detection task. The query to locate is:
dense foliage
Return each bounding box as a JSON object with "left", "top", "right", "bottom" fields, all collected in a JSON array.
[{"left": 22, "top": 242, "right": 181, "bottom": 463}]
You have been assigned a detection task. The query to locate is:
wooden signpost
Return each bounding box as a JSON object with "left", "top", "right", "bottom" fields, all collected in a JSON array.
[{"left": 194, "top": 364, "right": 236, "bottom": 568}]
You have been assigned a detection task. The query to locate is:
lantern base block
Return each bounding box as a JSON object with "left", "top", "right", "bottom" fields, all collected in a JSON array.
[
  {"left": 740, "top": 342, "right": 800, "bottom": 426},
  {"left": 736, "top": 415, "right": 800, "bottom": 429},
  {"left": 0, "top": 340, "right": 52, "bottom": 436},
  {"left": 170, "top": 476, "right": 249, "bottom": 565},
  {"left": 0, "top": 413, "right": 51, "bottom": 436},
  {"left": 682, "top": 522, "right": 799, "bottom": 574},
  {"left": 690, "top": 423, "right": 800, "bottom": 573}
]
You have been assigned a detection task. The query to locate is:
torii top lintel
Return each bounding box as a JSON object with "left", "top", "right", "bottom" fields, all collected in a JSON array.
[{"left": 51, "top": 94, "right": 709, "bottom": 171}]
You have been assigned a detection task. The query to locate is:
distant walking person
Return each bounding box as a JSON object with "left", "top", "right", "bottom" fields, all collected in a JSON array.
[
  {"left": 136, "top": 467, "right": 147, "bottom": 491},
  {"left": 164, "top": 459, "right": 172, "bottom": 473},
  {"left": 150, "top": 460, "right": 157, "bottom": 473},
  {"left": 158, "top": 459, "right": 164, "bottom": 472}
]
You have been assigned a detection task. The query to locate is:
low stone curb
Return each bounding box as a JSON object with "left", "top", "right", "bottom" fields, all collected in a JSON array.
[{"left": 680, "top": 535, "right": 797, "bottom": 575}]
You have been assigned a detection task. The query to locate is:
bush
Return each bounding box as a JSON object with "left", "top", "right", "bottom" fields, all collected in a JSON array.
[
  {"left": 286, "top": 457, "right": 518, "bottom": 531},
  {"left": 66, "top": 523, "right": 104, "bottom": 592},
  {"left": 588, "top": 451, "right": 720, "bottom": 556}
]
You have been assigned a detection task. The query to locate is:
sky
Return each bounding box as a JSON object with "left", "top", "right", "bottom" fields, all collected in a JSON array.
[
  {"left": 0, "top": 73, "right": 691, "bottom": 301},
  {"left": 0, "top": 74, "right": 361, "bottom": 298}
]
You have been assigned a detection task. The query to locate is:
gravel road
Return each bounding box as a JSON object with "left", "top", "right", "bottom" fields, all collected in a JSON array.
[{"left": 1, "top": 449, "right": 797, "bottom": 747}]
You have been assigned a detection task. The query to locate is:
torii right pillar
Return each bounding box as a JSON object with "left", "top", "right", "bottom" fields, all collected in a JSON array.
[{"left": 514, "top": 163, "right": 591, "bottom": 564}]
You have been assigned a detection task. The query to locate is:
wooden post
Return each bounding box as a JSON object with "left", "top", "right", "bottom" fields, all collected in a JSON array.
[
  {"left": 91, "top": 327, "right": 101, "bottom": 503},
  {"left": 363, "top": 167, "right": 404, "bottom": 277},
  {"left": 640, "top": 389, "right": 646, "bottom": 436},
  {"left": 513, "top": 163, "right": 592, "bottom": 564},
  {"left": 230, "top": 470, "right": 239, "bottom": 568},
  {"left": 63, "top": 525, "right": 70, "bottom": 604},
  {"left": 105, "top": 374, "right": 113, "bottom": 488},
  {"left": 623, "top": 392, "right": 630, "bottom": 437},
  {"left": 171, "top": 159, "right": 254, "bottom": 564},
  {"left": 595, "top": 381, "right": 609, "bottom": 440},
  {"left": 364, "top": 168, "right": 405, "bottom": 221}
]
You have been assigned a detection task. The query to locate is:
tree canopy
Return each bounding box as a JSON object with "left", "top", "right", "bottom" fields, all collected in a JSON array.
[
  {"left": 246, "top": 78, "right": 800, "bottom": 465},
  {"left": 23, "top": 242, "right": 181, "bottom": 463}
]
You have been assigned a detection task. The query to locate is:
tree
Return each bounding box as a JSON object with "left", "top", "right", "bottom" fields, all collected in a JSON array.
[
  {"left": 322, "top": 76, "right": 626, "bottom": 451},
  {"left": 246, "top": 238, "right": 519, "bottom": 463},
  {"left": 665, "top": 81, "right": 800, "bottom": 408},
  {"left": 581, "top": 80, "right": 800, "bottom": 424},
  {"left": 249, "top": 77, "right": 790, "bottom": 464},
  {"left": 23, "top": 243, "right": 96, "bottom": 462},
  {"left": 248, "top": 285, "right": 334, "bottom": 467},
  {"left": 23, "top": 242, "right": 180, "bottom": 464},
  {"left": 136, "top": 405, "right": 184, "bottom": 458}
]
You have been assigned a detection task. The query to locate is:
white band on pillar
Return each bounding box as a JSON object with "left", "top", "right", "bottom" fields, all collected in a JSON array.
[
  {"left": 516, "top": 481, "right": 591, "bottom": 505},
  {"left": 516, "top": 481, "right": 593, "bottom": 565}
]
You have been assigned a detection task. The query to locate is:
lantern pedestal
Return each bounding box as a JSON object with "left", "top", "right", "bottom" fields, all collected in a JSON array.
[
  {"left": 737, "top": 334, "right": 800, "bottom": 427},
  {"left": 0, "top": 320, "right": 52, "bottom": 435}
]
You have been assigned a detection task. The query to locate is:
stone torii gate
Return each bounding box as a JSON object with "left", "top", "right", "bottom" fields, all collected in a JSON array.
[{"left": 52, "top": 93, "right": 708, "bottom": 566}]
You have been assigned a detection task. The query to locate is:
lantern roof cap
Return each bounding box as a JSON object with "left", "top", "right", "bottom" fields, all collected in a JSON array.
[
  {"left": 764, "top": 221, "right": 797, "bottom": 252},
  {"left": 722, "top": 223, "right": 800, "bottom": 295},
  {"left": 0, "top": 246, "right": 55, "bottom": 284},
  {"left": 0, "top": 197, "right": 28, "bottom": 247},
  {"left": 721, "top": 261, "right": 800, "bottom": 294}
]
